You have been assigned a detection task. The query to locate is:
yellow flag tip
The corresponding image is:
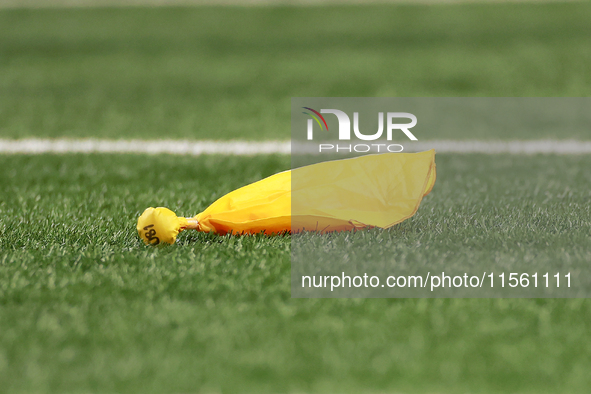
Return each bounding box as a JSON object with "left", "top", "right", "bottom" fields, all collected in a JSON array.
[{"left": 137, "top": 207, "right": 184, "bottom": 246}]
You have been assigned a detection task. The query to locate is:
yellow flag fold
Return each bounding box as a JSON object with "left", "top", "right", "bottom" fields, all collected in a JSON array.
[{"left": 137, "top": 150, "right": 436, "bottom": 245}]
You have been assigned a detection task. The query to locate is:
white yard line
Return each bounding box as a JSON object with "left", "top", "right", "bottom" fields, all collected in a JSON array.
[
  {"left": 0, "top": 139, "right": 291, "bottom": 155},
  {"left": 405, "top": 140, "right": 591, "bottom": 154},
  {"left": 1, "top": 138, "right": 591, "bottom": 155}
]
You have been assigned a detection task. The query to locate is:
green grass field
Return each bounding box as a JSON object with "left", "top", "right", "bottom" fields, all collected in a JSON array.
[
  {"left": 1, "top": 153, "right": 590, "bottom": 393},
  {"left": 1, "top": 3, "right": 591, "bottom": 140},
  {"left": 1, "top": 2, "right": 591, "bottom": 394}
]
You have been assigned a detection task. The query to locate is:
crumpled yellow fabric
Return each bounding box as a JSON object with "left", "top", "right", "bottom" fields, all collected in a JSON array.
[{"left": 137, "top": 150, "right": 436, "bottom": 245}]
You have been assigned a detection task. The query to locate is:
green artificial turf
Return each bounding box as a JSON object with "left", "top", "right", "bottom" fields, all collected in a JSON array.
[
  {"left": 1, "top": 153, "right": 591, "bottom": 393},
  {"left": 1, "top": 2, "right": 591, "bottom": 140}
]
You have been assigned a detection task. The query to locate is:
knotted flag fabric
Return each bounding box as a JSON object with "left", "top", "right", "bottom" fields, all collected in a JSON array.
[{"left": 137, "top": 150, "right": 436, "bottom": 245}]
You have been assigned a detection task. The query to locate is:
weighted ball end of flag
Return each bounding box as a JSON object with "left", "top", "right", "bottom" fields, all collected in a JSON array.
[{"left": 137, "top": 207, "right": 191, "bottom": 245}]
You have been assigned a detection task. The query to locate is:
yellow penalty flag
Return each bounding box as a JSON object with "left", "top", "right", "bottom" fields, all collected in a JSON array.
[{"left": 137, "top": 150, "right": 436, "bottom": 245}]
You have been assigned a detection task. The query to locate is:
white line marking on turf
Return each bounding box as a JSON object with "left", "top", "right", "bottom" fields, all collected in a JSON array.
[
  {"left": 405, "top": 140, "right": 591, "bottom": 154},
  {"left": 1, "top": 139, "right": 591, "bottom": 155},
  {"left": 0, "top": 139, "right": 290, "bottom": 155}
]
